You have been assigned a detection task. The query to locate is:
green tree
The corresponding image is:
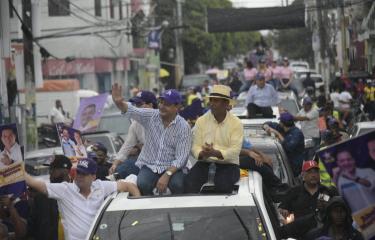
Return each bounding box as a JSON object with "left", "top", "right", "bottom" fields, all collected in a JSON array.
[
  {"left": 272, "top": 28, "right": 314, "bottom": 65},
  {"left": 155, "top": 0, "right": 261, "bottom": 74}
]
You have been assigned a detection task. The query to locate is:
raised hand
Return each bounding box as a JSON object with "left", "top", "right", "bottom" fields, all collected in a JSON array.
[{"left": 112, "top": 83, "right": 128, "bottom": 112}]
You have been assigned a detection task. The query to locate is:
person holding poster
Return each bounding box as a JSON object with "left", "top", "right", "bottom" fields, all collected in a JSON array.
[
  {"left": 333, "top": 149, "right": 375, "bottom": 213},
  {"left": 60, "top": 127, "right": 76, "bottom": 158},
  {"left": 79, "top": 104, "right": 98, "bottom": 132},
  {"left": 73, "top": 94, "right": 108, "bottom": 133},
  {"left": 73, "top": 131, "right": 87, "bottom": 158},
  {"left": 0, "top": 126, "right": 23, "bottom": 167}
]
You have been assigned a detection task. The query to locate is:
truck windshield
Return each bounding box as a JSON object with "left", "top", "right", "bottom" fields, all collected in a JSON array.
[{"left": 91, "top": 206, "right": 268, "bottom": 240}]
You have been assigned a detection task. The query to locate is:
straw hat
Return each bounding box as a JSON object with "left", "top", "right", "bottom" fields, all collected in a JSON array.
[{"left": 206, "top": 85, "right": 235, "bottom": 105}]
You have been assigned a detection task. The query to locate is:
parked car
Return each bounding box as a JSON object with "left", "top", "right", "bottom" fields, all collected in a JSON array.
[
  {"left": 25, "top": 147, "right": 63, "bottom": 182},
  {"left": 179, "top": 74, "right": 211, "bottom": 96},
  {"left": 289, "top": 60, "right": 309, "bottom": 72},
  {"left": 87, "top": 171, "right": 278, "bottom": 240},
  {"left": 349, "top": 121, "right": 375, "bottom": 138}
]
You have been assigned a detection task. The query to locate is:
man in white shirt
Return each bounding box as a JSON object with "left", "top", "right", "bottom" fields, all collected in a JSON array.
[
  {"left": 294, "top": 97, "right": 320, "bottom": 159},
  {"left": 329, "top": 87, "right": 340, "bottom": 109},
  {"left": 338, "top": 89, "right": 352, "bottom": 126},
  {"left": 246, "top": 73, "right": 279, "bottom": 118},
  {"left": 25, "top": 158, "right": 141, "bottom": 240},
  {"left": 49, "top": 100, "right": 66, "bottom": 124},
  {"left": 109, "top": 91, "right": 157, "bottom": 179},
  {"left": 0, "top": 126, "right": 23, "bottom": 167}
]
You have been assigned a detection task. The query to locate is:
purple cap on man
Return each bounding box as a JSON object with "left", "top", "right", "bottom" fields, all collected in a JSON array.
[
  {"left": 76, "top": 159, "right": 97, "bottom": 175},
  {"left": 130, "top": 91, "right": 157, "bottom": 105},
  {"left": 279, "top": 112, "right": 294, "bottom": 122},
  {"left": 159, "top": 89, "right": 182, "bottom": 104},
  {"left": 303, "top": 97, "right": 313, "bottom": 105}
]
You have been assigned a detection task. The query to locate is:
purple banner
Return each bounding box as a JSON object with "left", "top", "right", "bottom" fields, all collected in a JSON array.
[{"left": 317, "top": 130, "right": 375, "bottom": 239}]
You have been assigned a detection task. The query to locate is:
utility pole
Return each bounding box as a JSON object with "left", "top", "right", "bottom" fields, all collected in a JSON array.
[
  {"left": 175, "top": 0, "right": 185, "bottom": 88},
  {"left": 0, "top": 0, "right": 11, "bottom": 124},
  {"left": 338, "top": 0, "right": 348, "bottom": 74},
  {"left": 316, "top": 0, "right": 330, "bottom": 97},
  {"left": 22, "top": 0, "right": 38, "bottom": 151}
]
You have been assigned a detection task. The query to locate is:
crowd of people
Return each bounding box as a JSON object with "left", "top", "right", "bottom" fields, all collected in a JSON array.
[{"left": 2, "top": 56, "right": 374, "bottom": 239}]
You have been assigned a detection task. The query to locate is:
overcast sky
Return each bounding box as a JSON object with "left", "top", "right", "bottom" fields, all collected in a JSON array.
[{"left": 230, "top": 0, "right": 295, "bottom": 8}]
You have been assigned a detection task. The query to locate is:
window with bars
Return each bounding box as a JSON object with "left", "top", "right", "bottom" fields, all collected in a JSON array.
[{"left": 48, "top": 0, "right": 70, "bottom": 16}]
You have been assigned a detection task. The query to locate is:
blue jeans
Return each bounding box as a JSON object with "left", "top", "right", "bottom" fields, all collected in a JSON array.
[
  {"left": 115, "top": 156, "right": 140, "bottom": 179},
  {"left": 137, "top": 166, "right": 184, "bottom": 195}
]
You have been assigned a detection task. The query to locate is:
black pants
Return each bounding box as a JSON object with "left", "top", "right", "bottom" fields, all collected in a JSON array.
[
  {"left": 239, "top": 155, "right": 284, "bottom": 190},
  {"left": 184, "top": 162, "right": 240, "bottom": 194},
  {"left": 247, "top": 103, "right": 273, "bottom": 118}
]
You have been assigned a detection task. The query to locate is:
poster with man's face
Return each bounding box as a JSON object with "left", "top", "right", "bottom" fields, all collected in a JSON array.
[
  {"left": 57, "top": 123, "right": 87, "bottom": 162},
  {"left": 73, "top": 93, "right": 108, "bottom": 133},
  {"left": 0, "top": 123, "right": 26, "bottom": 198},
  {"left": 317, "top": 130, "right": 375, "bottom": 239}
]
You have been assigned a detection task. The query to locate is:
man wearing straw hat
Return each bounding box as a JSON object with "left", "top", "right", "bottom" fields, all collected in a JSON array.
[{"left": 185, "top": 85, "right": 243, "bottom": 193}]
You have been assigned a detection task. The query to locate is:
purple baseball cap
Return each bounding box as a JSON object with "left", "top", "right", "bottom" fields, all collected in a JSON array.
[
  {"left": 279, "top": 112, "right": 294, "bottom": 122},
  {"left": 130, "top": 91, "right": 157, "bottom": 105},
  {"left": 76, "top": 159, "right": 97, "bottom": 175},
  {"left": 255, "top": 73, "right": 266, "bottom": 80},
  {"left": 159, "top": 89, "right": 182, "bottom": 104},
  {"left": 303, "top": 97, "right": 313, "bottom": 105}
]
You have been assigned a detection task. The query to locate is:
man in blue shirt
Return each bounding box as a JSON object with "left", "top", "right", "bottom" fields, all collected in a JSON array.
[
  {"left": 112, "top": 84, "right": 192, "bottom": 195},
  {"left": 246, "top": 73, "right": 279, "bottom": 118},
  {"left": 264, "top": 112, "right": 305, "bottom": 177}
]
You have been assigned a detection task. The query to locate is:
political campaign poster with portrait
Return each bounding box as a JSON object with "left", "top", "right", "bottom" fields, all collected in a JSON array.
[
  {"left": 317, "top": 130, "right": 375, "bottom": 239},
  {"left": 57, "top": 123, "right": 87, "bottom": 162},
  {"left": 0, "top": 123, "right": 27, "bottom": 199},
  {"left": 73, "top": 93, "right": 108, "bottom": 133}
]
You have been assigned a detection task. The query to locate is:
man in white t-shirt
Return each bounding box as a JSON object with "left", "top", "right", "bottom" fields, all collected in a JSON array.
[
  {"left": 329, "top": 87, "right": 340, "bottom": 109},
  {"left": 25, "top": 158, "right": 141, "bottom": 240},
  {"left": 49, "top": 100, "right": 66, "bottom": 124},
  {"left": 294, "top": 97, "right": 320, "bottom": 159},
  {"left": 338, "top": 90, "right": 352, "bottom": 126}
]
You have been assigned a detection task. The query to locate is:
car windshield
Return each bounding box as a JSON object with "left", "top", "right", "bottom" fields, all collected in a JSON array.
[
  {"left": 92, "top": 206, "right": 268, "bottom": 240},
  {"left": 279, "top": 99, "right": 299, "bottom": 115}
]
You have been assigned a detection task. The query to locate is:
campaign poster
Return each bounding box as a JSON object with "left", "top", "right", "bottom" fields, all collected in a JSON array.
[
  {"left": 317, "top": 130, "right": 375, "bottom": 239},
  {"left": 57, "top": 123, "right": 87, "bottom": 163},
  {"left": 0, "top": 123, "right": 27, "bottom": 198},
  {"left": 73, "top": 93, "right": 108, "bottom": 133}
]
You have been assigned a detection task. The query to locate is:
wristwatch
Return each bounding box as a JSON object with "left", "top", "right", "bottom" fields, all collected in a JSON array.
[{"left": 165, "top": 170, "right": 173, "bottom": 176}]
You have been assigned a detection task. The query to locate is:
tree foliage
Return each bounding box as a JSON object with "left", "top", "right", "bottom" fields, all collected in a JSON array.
[
  {"left": 155, "top": 0, "right": 261, "bottom": 74},
  {"left": 272, "top": 28, "right": 314, "bottom": 64}
]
